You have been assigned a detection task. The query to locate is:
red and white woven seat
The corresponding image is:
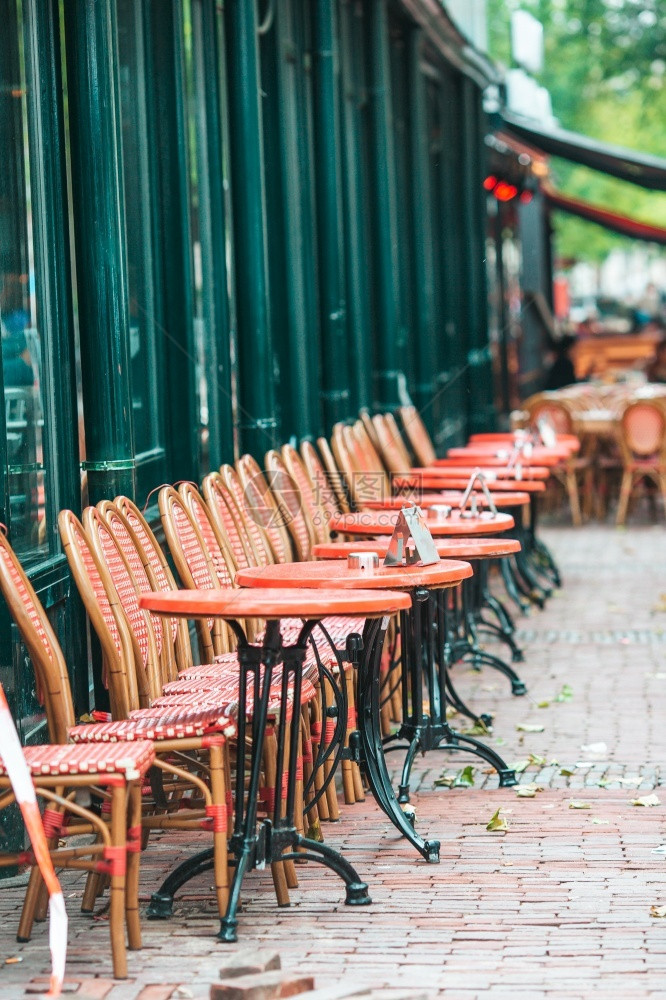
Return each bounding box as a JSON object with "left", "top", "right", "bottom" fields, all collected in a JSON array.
[
  {"left": 189, "top": 648, "right": 322, "bottom": 685},
  {"left": 155, "top": 673, "right": 317, "bottom": 717},
  {"left": 4, "top": 740, "right": 156, "bottom": 780},
  {"left": 68, "top": 708, "right": 235, "bottom": 744}
]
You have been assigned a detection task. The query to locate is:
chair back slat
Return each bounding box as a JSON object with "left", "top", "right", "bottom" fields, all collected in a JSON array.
[{"left": 202, "top": 473, "right": 255, "bottom": 570}]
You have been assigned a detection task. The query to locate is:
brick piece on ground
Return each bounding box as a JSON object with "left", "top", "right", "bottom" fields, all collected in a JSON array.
[
  {"left": 285, "top": 986, "right": 372, "bottom": 1000},
  {"left": 218, "top": 950, "right": 281, "bottom": 980},
  {"left": 210, "top": 971, "right": 314, "bottom": 1000},
  {"left": 77, "top": 981, "right": 118, "bottom": 1000},
  {"left": 136, "top": 987, "right": 181, "bottom": 1000}
]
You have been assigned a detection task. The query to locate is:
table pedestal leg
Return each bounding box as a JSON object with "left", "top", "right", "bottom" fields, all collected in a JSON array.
[
  {"left": 218, "top": 621, "right": 369, "bottom": 943},
  {"left": 356, "top": 616, "right": 440, "bottom": 863}
]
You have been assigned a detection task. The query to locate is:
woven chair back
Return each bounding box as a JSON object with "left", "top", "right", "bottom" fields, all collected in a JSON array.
[
  {"left": 236, "top": 454, "right": 294, "bottom": 563},
  {"left": 202, "top": 472, "right": 257, "bottom": 570},
  {"left": 58, "top": 509, "right": 136, "bottom": 718},
  {"left": 620, "top": 401, "right": 666, "bottom": 459},
  {"left": 0, "top": 532, "right": 76, "bottom": 743},
  {"left": 264, "top": 450, "right": 315, "bottom": 561},
  {"left": 282, "top": 444, "right": 330, "bottom": 545},
  {"left": 115, "top": 496, "right": 193, "bottom": 674},
  {"left": 158, "top": 486, "right": 229, "bottom": 661},
  {"left": 399, "top": 406, "right": 436, "bottom": 466},
  {"left": 83, "top": 506, "right": 160, "bottom": 703},
  {"left": 301, "top": 440, "right": 347, "bottom": 520},
  {"left": 219, "top": 464, "right": 276, "bottom": 565},
  {"left": 372, "top": 412, "right": 412, "bottom": 474},
  {"left": 526, "top": 396, "right": 575, "bottom": 436}
]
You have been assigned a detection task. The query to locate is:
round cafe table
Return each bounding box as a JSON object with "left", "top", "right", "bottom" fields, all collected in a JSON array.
[
  {"left": 445, "top": 446, "right": 564, "bottom": 467},
  {"left": 140, "top": 586, "right": 411, "bottom": 940},
  {"left": 361, "top": 490, "right": 531, "bottom": 510},
  {"left": 311, "top": 536, "right": 525, "bottom": 667},
  {"left": 391, "top": 475, "right": 557, "bottom": 601},
  {"left": 328, "top": 509, "right": 514, "bottom": 537},
  {"left": 417, "top": 464, "right": 550, "bottom": 480},
  {"left": 236, "top": 560, "right": 518, "bottom": 858}
]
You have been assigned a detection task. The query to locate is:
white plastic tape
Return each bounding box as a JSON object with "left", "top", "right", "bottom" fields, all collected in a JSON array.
[{"left": 0, "top": 684, "right": 67, "bottom": 997}]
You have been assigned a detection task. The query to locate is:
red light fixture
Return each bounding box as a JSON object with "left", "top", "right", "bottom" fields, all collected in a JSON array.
[
  {"left": 483, "top": 174, "right": 498, "bottom": 191},
  {"left": 519, "top": 190, "right": 534, "bottom": 204},
  {"left": 494, "top": 181, "right": 519, "bottom": 202}
]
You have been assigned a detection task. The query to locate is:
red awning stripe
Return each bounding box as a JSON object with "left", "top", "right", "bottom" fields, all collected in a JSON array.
[{"left": 543, "top": 184, "right": 666, "bottom": 246}]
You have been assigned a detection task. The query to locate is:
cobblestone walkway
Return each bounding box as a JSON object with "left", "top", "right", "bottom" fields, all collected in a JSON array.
[{"left": 1, "top": 525, "right": 666, "bottom": 999}]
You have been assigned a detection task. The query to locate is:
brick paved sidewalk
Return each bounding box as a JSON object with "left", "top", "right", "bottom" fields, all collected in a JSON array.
[{"left": 1, "top": 525, "right": 666, "bottom": 999}]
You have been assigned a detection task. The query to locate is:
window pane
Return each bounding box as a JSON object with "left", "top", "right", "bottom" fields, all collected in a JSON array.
[
  {"left": 116, "top": 0, "right": 162, "bottom": 459},
  {"left": 0, "top": 0, "right": 48, "bottom": 558}
]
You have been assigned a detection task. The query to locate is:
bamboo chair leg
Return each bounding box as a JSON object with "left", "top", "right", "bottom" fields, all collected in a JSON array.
[
  {"left": 300, "top": 708, "right": 322, "bottom": 840},
  {"left": 341, "top": 671, "right": 356, "bottom": 805},
  {"left": 17, "top": 860, "right": 46, "bottom": 941},
  {"left": 321, "top": 677, "right": 340, "bottom": 821},
  {"left": 262, "top": 729, "right": 291, "bottom": 906},
  {"left": 125, "top": 783, "right": 143, "bottom": 950},
  {"left": 294, "top": 726, "right": 306, "bottom": 859},
  {"left": 659, "top": 474, "right": 666, "bottom": 519},
  {"left": 108, "top": 783, "right": 128, "bottom": 980},
  {"left": 346, "top": 672, "right": 365, "bottom": 803},
  {"left": 309, "top": 695, "right": 329, "bottom": 822},
  {"left": 566, "top": 466, "right": 582, "bottom": 526},
  {"left": 278, "top": 721, "right": 298, "bottom": 888},
  {"left": 208, "top": 739, "right": 230, "bottom": 919},
  {"left": 616, "top": 470, "right": 633, "bottom": 526}
]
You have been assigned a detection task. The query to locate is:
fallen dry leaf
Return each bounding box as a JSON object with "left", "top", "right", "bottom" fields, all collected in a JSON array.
[
  {"left": 580, "top": 742, "right": 607, "bottom": 755},
  {"left": 590, "top": 818, "right": 610, "bottom": 825},
  {"left": 516, "top": 782, "right": 544, "bottom": 798},
  {"left": 631, "top": 794, "right": 660, "bottom": 807},
  {"left": 560, "top": 767, "right": 575, "bottom": 776},
  {"left": 486, "top": 808, "right": 508, "bottom": 832},
  {"left": 651, "top": 905, "right": 666, "bottom": 918},
  {"left": 617, "top": 776, "right": 643, "bottom": 787},
  {"left": 4, "top": 957, "right": 22, "bottom": 965},
  {"left": 569, "top": 800, "right": 591, "bottom": 809},
  {"left": 512, "top": 759, "right": 530, "bottom": 773},
  {"left": 516, "top": 723, "right": 545, "bottom": 733},
  {"left": 537, "top": 700, "right": 551, "bottom": 709}
]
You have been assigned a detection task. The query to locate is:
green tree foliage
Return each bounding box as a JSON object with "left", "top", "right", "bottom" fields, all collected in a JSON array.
[{"left": 486, "top": 0, "right": 666, "bottom": 261}]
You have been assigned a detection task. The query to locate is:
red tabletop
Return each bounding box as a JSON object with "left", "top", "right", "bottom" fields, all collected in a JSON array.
[
  {"left": 139, "top": 587, "right": 412, "bottom": 620},
  {"left": 328, "top": 510, "right": 514, "bottom": 537},
  {"left": 394, "top": 474, "right": 546, "bottom": 494},
  {"left": 362, "top": 490, "right": 530, "bottom": 509},
  {"left": 469, "top": 432, "right": 579, "bottom": 453},
  {"left": 312, "top": 538, "right": 521, "bottom": 560},
  {"left": 445, "top": 447, "right": 563, "bottom": 467},
  {"left": 415, "top": 464, "right": 550, "bottom": 480},
  {"left": 236, "top": 558, "right": 473, "bottom": 592}
]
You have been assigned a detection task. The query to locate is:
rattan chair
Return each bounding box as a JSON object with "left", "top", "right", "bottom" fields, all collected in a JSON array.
[
  {"left": 616, "top": 400, "right": 666, "bottom": 525},
  {"left": 59, "top": 509, "right": 233, "bottom": 919},
  {"left": 0, "top": 531, "right": 155, "bottom": 977}
]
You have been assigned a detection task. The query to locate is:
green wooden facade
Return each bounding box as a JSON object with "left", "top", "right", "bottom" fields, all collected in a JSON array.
[{"left": 0, "top": 0, "right": 496, "bottom": 851}]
